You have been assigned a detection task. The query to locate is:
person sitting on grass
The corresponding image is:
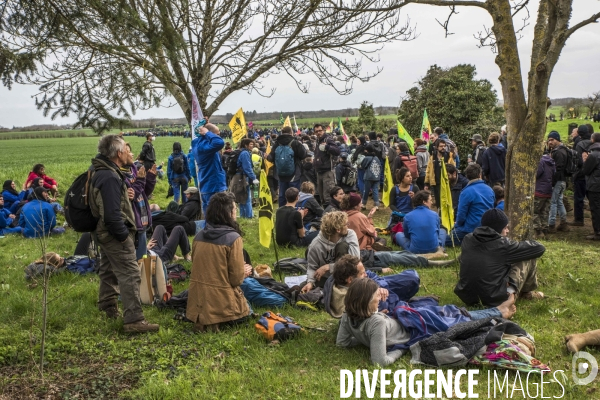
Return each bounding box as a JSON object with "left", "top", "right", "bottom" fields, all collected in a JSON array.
[
  {"left": 336, "top": 278, "right": 516, "bottom": 366},
  {"left": 297, "top": 181, "right": 324, "bottom": 229},
  {"left": 493, "top": 185, "right": 505, "bottom": 211},
  {"left": 19, "top": 187, "right": 65, "bottom": 238},
  {"left": 323, "top": 186, "right": 345, "bottom": 214},
  {"left": 28, "top": 177, "right": 63, "bottom": 214},
  {"left": 147, "top": 225, "right": 191, "bottom": 264},
  {"left": 342, "top": 192, "right": 390, "bottom": 251},
  {"left": 187, "top": 192, "right": 253, "bottom": 333},
  {"left": 395, "top": 190, "right": 447, "bottom": 254},
  {"left": 323, "top": 255, "right": 420, "bottom": 319},
  {"left": 25, "top": 163, "right": 58, "bottom": 197},
  {"left": 0, "top": 194, "right": 22, "bottom": 235},
  {"left": 454, "top": 208, "right": 546, "bottom": 308},
  {"left": 302, "top": 211, "right": 454, "bottom": 294},
  {"left": 2, "top": 180, "right": 27, "bottom": 214},
  {"left": 389, "top": 167, "right": 419, "bottom": 215},
  {"left": 275, "top": 187, "right": 318, "bottom": 247}
]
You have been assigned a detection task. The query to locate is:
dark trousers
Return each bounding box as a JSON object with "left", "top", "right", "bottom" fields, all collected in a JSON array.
[
  {"left": 589, "top": 191, "right": 600, "bottom": 234},
  {"left": 151, "top": 225, "right": 190, "bottom": 263},
  {"left": 573, "top": 178, "right": 587, "bottom": 222},
  {"left": 278, "top": 180, "right": 301, "bottom": 207},
  {"left": 74, "top": 232, "right": 92, "bottom": 256}
]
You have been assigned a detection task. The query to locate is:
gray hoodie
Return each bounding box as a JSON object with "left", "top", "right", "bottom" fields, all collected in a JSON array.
[{"left": 306, "top": 229, "right": 360, "bottom": 285}]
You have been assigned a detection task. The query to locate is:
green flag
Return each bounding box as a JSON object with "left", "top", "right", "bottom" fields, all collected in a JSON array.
[
  {"left": 279, "top": 112, "right": 284, "bottom": 125},
  {"left": 397, "top": 121, "right": 414, "bottom": 154}
]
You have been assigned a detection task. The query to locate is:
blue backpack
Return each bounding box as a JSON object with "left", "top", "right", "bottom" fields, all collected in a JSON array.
[
  {"left": 274, "top": 143, "right": 296, "bottom": 177},
  {"left": 65, "top": 256, "right": 97, "bottom": 274}
]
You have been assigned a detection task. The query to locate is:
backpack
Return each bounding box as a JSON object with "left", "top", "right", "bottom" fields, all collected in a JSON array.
[
  {"left": 371, "top": 141, "right": 385, "bottom": 159},
  {"left": 226, "top": 149, "right": 243, "bottom": 176},
  {"left": 172, "top": 153, "right": 185, "bottom": 174},
  {"left": 64, "top": 168, "right": 99, "bottom": 232},
  {"left": 65, "top": 256, "right": 97, "bottom": 275},
  {"left": 165, "top": 263, "right": 189, "bottom": 282},
  {"left": 274, "top": 143, "right": 296, "bottom": 177},
  {"left": 138, "top": 252, "right": 169, "bottom": 305},
  {"left": 255, "top": 311, "right": 302, "bottom": 342},
  {"left": 563, "top": 146, "right": 580, "bottom": 177},
  {"left": 400, "top": 155, "right": 418, "bottom": 180},
  {"left": 273, "top": 257, "right": 307, "bottom": 274},
  {"left": 341, "top": 165, "right": 358, "bottom": 187},
  {"left": 364, "top": 157, "right": 381, "bottom": 181}
]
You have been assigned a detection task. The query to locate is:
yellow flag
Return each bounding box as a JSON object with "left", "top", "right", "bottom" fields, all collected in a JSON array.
[
  {"left": 283, "top": 116, "right": 291, "bottom": 128},
  {"left": 229, "top": 108, "right": 247, "bottom": 143},
  {"left": 259, "top": 170, "right": 274, "bottom": 248},
  {"left": 440, "top": 162, "right": 454, "bottom": 231},
  {"left": 264, "top": 140, "right": 274, "bottom": 175},
  {"left": 381, "top": 158, "right": 394, "bottom": 207}
]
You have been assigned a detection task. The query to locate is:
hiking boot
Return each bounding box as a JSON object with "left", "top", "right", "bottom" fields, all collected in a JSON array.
[
  {"left": 372, "top": 241, "right": 392, "bottom": 252},
  {"left": 102, "top": 306, "right": 122, "bottom": 320},
  {"left": 568, "top": 220, "right": 584, "bottom": 226},
  {"left": 585, "top": 234, "right": 600, "bottom": 241},
  {"left": 557, "top": 221, "right": 570, "bottom": 232},
  {"left": 519, "top": 291, "right": 544, "bottom": 301},
  {"left": 547, "top": 225, "right": 557, "bottom": 234},
  {"left": 427, "top": 259, "right": 455, "bottom": 267},
  {"left": 123, "top": 319, "right": 159, "bottom": 333},
  {"left": 533, "top": 229, "right": 545, "bottom": 240}
]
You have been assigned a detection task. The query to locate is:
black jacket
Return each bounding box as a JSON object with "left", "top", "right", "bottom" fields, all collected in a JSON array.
[
  {"left": 151, "top": 211, "right": 195, "bottom": 236},
  {"left": 550, "top": 145, "right": 568, "bottom": 184},
  {"left": 454, "top": 226, "right": 546, "bottom": 307},
  {"left": 177, "top": 192, "right": 201, "bottom": 220},
  {"left": 139, "top": 141, "right": 156, "bottom": 163},
  {"left": 582, "top": 142, "right": 600, "bottom": 192},
  {"left": 313, "top": 134, "right": 340, "bottom": 172},
  {"left": 351, "top": 144, "right": 367, "bottom": 165},
  {"left": 450, "top": 173, "right": 469, "bottom": 217},
  {"left": 266, "top": 134, "right": 307, "bottom": 182},
  {"left": 481, "top": 145, "right": 506, "bottom": 184},
  {"left": 574, "top": 139, "right": 592, "bottom": 181}
]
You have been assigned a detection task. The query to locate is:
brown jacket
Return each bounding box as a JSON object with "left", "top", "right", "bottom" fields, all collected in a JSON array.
[
  {"left": 186, "top": 223, "right": 249, "bottom": 325},
  {"left": 424, "top": 151, "right": 456, "bottom": 187},
  {"left": 346, "top": 209, "right": 377, "bottom": 250}
]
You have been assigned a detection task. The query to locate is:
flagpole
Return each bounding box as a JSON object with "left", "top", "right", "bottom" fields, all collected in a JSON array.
[{"left": 271, "top": 230, "right": 283, "bottom": 282}]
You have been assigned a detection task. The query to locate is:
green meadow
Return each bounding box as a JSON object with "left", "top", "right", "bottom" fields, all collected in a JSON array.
[{"left": 0, "top": 136, "right": 599, "bottom": 399}]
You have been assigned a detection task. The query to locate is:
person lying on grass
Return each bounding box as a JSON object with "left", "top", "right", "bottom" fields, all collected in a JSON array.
[
  {"left": 336, "top": 278, "right": 516, "bottom": 366},
  {"left": 302, "top": 211, "right": 455, "bottom": 293}
]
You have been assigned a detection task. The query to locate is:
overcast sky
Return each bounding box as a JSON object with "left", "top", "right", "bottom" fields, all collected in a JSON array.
[{"left": 0, "top": 0, "right": 598, "bottom": 127}]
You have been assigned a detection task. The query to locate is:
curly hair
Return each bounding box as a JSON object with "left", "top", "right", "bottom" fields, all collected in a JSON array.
[
  {"left": 32, "top": 164, "right": 45, "bottom": 175},
  {"left": 205, "top": 192, "right": 243, "bottom": 236},
  {"left": 300, "top": 181, "right": 315, "bottom": 194},
  {"left": 394, "top": 167, "right": 411, "bottom": 185},
  {"left": 320, "top": 211, "right": 348, "bottom": 238},
  {"left": 344, "top": 278, "right": 379, "bottom": 320},
  {"left": 333, "top": 255, "right": 360, "bottom": 286}
]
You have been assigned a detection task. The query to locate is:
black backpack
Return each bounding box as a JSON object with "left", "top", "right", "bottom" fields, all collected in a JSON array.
[
  {"left": 564, "top": 146, "right": 579, "bottom": 177},
  {"left": 341, "top": 165, "right": 357, "bottom": 187},
  {"left": 273, "top": 258, "right": 307, "bottom": 274},
  {"left": 64, "top": 168, "right": 99, "bottom": 232},
  {"left": 172, "top": 153, "right": 185, "bottom": 174},
  {"left": 227, "top": 149, "right": 243, "bottom": 176}
]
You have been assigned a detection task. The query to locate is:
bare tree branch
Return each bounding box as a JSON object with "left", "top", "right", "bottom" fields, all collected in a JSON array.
[{"left": 564, "top": 12, "right": 600, "bottom": 41}]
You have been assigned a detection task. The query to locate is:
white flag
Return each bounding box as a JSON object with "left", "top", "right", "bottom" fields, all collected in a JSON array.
[{"left": 189, "top": 84, "right": 205, "bottom": 132}]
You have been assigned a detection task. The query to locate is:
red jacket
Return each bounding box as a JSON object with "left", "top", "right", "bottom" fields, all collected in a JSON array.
[{"left": 25, "top": 171, "right": 57, "bottom": 190}]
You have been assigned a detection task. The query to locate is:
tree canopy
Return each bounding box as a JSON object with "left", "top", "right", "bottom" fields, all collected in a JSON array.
[{"left": 398, "top": 64, "right": 504, "bottom": 164}]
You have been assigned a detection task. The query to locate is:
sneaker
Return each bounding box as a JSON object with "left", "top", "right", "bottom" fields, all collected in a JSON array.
[
  {"left": 123, "top": 319, "right": 159, "bottom": 333},
  {"left": 102, "top": 306, "right": 121, "bottom": 319},
  {"left": 568, "top": 220, "right": 584, "bottom": 226},
  {"left": 519, "top": 291, "right": 545, "bottom": 300},
  {"left": 585, "top": 234, "right": 600, "bottom": 241},
  {"left": 372, "top": 241, "right": 392, "bottom": 252}
]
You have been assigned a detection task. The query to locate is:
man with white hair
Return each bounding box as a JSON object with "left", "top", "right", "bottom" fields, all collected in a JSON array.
[{"left": 500, "top": 125, "right": 508, "bottom": 149}]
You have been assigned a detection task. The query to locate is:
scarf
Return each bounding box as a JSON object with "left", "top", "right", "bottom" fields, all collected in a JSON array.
[{"left": 2, "top": 180, "right": 19, "bottom": 197}]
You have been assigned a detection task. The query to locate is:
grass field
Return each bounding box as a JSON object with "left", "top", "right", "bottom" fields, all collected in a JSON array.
[{"left": 1, "top": 136, "right": 600, "bottom": 399}]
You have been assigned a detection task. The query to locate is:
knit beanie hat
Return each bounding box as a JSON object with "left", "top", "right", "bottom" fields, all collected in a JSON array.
[
  {"left": 578, "top": 125, "right": 590, "bottom": 139},
  {"left": 348, "top": 193, "right": 362, "bottom": 209},
  {"left": 481, "top": 208, "right": 509, "bottom": 234},
  {"left": 547, "top": 131, "right": 560, "bottom": 141}
]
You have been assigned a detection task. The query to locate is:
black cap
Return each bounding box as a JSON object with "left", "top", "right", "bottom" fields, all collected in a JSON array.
[{"left": 481, "top": 208, "right": 509, "bottom": 234}]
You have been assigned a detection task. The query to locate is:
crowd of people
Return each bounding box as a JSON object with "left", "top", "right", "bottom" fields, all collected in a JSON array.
[{"left": 5, "top": 119, "right": 600, "bottom": 362}]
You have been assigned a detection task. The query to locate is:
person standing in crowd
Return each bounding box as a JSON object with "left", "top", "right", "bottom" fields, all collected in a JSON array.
[
  {"left": 546, "top": 131, "right": 570, "bottom": 233},
  {"left": 360, "top": 144, "right": 382, "bottom": 211},
  {"left": 335, "top": 153, "right": 357, "bottom": 193},
  {"left": 414, "top": 138, "right": 429, "bottom": 190},
  {"left": 500, "top": 125, "right": 508, "bottom": 149},
  {"left": 581, "top": 132, "right": 600, "bottom": 240},
  {"left": 351, "top": 136, "right": 368, "bottom": 196},
  {"left": 571, "top": 125, "right": 592, "bottom": 226},
  {"left": 192, "top": 122, "right": 227, "bottom": 214},
  {"left": 392, "top": 143, "right": 417, "bottom": 184},
  {"left": 267, "top": 126, "right": 306, "bottom": 207},
  {"left": 187, "top": 192, "right": 252, "bottom": 333},
  {"left": 532, "top": 152, "right": 555, "bottom": 239},
  {"left": 469, "top": 134, "right": 487, "bottom": 167},
  {"left": 139, "top": 133, "right": 156, "bottom": 173},
  {"left": 482, "top": 132, "right": 506, "bottom": 186},
  {"left": 234, "top": 139, "right": 258, "bottom": 218},
  {"left": 424, "top": 139, "right": 455, "bottom": 208},
  {"left": 313, "top": 123, "right": 340, "bottom": 206},
  {"left": 446, "top": 164, "right": 495, "bottom": 246},
  {"left": 396, "top": 190, "right": 446, "bottom": 254},
  {"left": 455, "top": 208, "right": 546, "bottom": 307},
  {"left": 89, "top": 135, "right": 158, "bottom": 333},
  {"left": 187, "top": 147, "right": 198, "bottom": 188},
  {"left": 167, "top": 142, "right": 191, "bottom": 204},
  {"left": 446, "top": 164, "right": 469, "bottom": 218}
]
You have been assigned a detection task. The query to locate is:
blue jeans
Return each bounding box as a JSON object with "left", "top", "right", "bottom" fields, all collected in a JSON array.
[
  {"left": 362, "top": 180, "right": 379, "bottom": 206},
  {"left": 548, "top": 181, "right": 566, "bottom": 226},
  {"left": 395, "top": 228, "right": 447, "bottom": 254},
  {"left": 445, "top": 229, "right": 468, "bottom": 247},
  {"left": 469, "top": 307, "right": 502, "bottom": 320},
  {"left": 172, "top": 177, "right": 189, "bottom": 204},
  {"left": 135, "top": 231, "right": 147, "bottom": 260},
  {"left": 239, "top": 184, "right": 253, "bottom": 218},
  {"left": 278, "top": 180, "right": 301, "bottom": 207},
  {"left": 357, "top": 169, "right": 365, "bottom": 195}
]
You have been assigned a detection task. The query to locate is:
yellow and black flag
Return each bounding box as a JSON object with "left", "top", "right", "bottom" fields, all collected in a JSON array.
[
  {"left": 259, "top": 170, "right": 274, "bottom": 248},
  {"left": 229, "top": 108, "right": 247, "bottom": 143}
]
